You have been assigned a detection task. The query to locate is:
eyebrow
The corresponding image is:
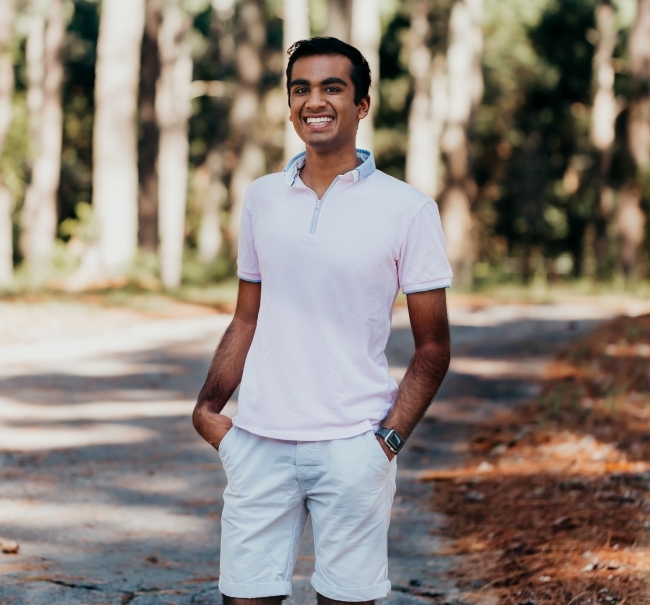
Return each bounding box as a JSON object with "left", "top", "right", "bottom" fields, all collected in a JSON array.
[{"left": 289, "top": 77, "right": 349, "bottom": 89}]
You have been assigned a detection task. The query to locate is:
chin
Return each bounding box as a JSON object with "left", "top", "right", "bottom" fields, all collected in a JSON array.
[{"left": 302, "top": 130, "right": 338, "bottom": 147}]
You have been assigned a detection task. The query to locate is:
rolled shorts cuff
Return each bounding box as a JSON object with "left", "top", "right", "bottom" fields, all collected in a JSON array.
[
  {"left": 219, "top": 579, "right": 292, "bottom": 598},
  {"left": 311, "top": 575, "right": 391, "bottom": 602}
]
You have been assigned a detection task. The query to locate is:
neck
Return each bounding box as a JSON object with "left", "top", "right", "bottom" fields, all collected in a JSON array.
[{"left": 300, "top": 143, "right": 362, "bottom": 197}]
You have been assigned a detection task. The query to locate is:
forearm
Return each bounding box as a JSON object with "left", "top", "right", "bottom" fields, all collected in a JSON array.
[
  {"left": 195, "top": 317, "right": 256, "bottom": 413},
  {"left": 192, "top": 280, "right": 260, "bottom": 448},
  {"left": 382, "top": 341, "right": 450, "bottom": 440}
]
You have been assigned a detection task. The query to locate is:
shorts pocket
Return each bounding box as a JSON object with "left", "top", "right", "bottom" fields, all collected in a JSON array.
[
  {"left": 367, "top": 430, "right": 391, "bottom": 467},
  {"left": 218, "top": 426, "right": 237, "bottom": 455}
]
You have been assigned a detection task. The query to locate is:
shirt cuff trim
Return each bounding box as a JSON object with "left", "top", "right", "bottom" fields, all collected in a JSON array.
[
  {"left": 237, "top": 271, "right": 261, "bottom": 283},
  {"left": 401, "top": 277, "right": 452, "bottom": 294}
]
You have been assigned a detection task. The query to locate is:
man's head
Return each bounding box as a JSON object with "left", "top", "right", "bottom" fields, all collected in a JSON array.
[
  {"left": 286, "top": 37, "right": 372, "bottom": 151},
  {"left": 286, "top": 37, "right": 371, "bottom": 106}
]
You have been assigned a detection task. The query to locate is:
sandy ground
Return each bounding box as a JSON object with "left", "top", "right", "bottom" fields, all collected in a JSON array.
[{"left": 1, "top": 294, "right": 649, "bottom": 605}]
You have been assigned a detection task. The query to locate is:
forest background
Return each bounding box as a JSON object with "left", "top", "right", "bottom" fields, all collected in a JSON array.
[{"left": 0, "top": 0, "right": 649, "bottom": 297}]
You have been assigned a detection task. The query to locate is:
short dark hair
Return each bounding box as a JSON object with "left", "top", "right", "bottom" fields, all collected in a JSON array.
[{"left": 286, "top": 37, "right": 371, "bottom": 106}]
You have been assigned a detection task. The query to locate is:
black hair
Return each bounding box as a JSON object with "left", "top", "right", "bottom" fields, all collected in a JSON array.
[{"left": 286, "top": 37, "right": 371, "bottom": 106}]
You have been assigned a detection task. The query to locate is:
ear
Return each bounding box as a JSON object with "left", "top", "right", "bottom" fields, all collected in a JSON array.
[{"left": 357, "top": 95, "right": 371, "bottom": 120}]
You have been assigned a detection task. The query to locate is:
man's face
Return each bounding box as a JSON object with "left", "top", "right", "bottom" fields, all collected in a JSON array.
[{"left": 288, "top": 54, "right": 370, "bottom": 151}]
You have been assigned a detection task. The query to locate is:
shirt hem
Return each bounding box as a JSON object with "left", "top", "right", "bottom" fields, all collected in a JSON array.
[{"left": 231, "top": 418, "right": 375, "bottom": 442}]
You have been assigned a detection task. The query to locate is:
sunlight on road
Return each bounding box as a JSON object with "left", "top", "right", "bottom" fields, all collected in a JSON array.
[
  {"left": 0, "top": 422, "right": 156, "bottom": 451},
  {"left": 0, "top": 499, "right": 209, "bottom": 534},
  {"left": 0, "top": 398, "right": 237, "bottom": 452}
]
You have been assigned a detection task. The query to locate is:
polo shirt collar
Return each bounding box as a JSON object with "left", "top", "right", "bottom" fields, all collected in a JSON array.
[{"left": 283, "top": 148, "right": 376, "bottom": 186}]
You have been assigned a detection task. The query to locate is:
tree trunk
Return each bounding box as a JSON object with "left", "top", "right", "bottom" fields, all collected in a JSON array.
[
  {"left": 439, "top": 0, "right": 483, "bottom": 288},
  {"left": 26, "top": 6, "right": 44, "bottom": 157},
  {"left": 351, "top": 0, "right": 380, "bottom": 151},
  {"left": 617, "top": 182, "right": 645, "bottom": 274},
  {"left": 325, "top": 0, "right": 352, "bottom": 42},
  {"left": 621, "top": 0, "right": 650, "bottom": 275},
  {"left": 20, "top": 0, "right": 64, "bottom": 276},
  {"left": 283, "top": 0, "right": 309, "bottom": 163},
  {"left": 228, "top": 0, "right": 266, "bottom": 256},
  {"left": 0, "top": 0, "right": 15, "bottom": 288},
  {"left": 196, "top": 147, "right": 227, "bottom": 264},
  {"left": 138, "top": 0, "right": 162, "bottom": 251},
  {"left": 591, "top": 0, "right": 617, "bottom": 273},
  {"left": 156, "top": 0, "right": 192, "bottom": 289},
  {"left": 92, "top": 0, "right": 145, "bottom": 275},
  {"left": 405, "top": 0, "right": 444, "bottom": 199},
  {"left": 591, "top": 1, "right": 617, "bottom": 153},
  {"left": 628, "top": 0, "right": 650, "bottom": 170}
]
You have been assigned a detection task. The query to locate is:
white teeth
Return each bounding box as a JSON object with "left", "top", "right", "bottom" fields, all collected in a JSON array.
[{"left": 306, "top": 117, "right": 333, "bottom": 124}]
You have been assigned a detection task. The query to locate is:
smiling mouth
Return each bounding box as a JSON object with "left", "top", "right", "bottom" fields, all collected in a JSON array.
[{"left": 304, "top": 116, "right": 334, "bottom": 128}]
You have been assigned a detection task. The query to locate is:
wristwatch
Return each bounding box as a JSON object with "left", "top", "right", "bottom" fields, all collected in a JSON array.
[{"left": 375, "top": 427, "right": 406, "bottom": 454}]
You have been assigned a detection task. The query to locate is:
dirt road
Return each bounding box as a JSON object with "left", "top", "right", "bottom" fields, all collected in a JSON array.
[{"left": 1, "top": 295, "right": 647, "bottom": 604}]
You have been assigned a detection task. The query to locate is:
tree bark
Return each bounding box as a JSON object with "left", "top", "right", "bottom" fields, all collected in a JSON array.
[
  {"left": 351, "top": 0, "right": 380, "bottom": 151},
  {"left": 138, "top": 0, "right": 162, "bottom": 252},
  {"left": 628, "top": 0, "right": 650, "bottom": 170},
  {"left": 591, "top": 1, "right": 617, "bottom": 154},
  {"left": 20, "top": 0, "right": 65, "bottom": 276},
  {"left": 325, "top": 0, "right": 352, "bottom": 42},
  {"left": 283, "top": 0, "right": 309, "bottom": 163},
  {"left": 439, "top": 0, "right": 483, "bottom": 288},
  {"left": 92, "top": 0, "right": 146, "bottom": 275},
  {"left": 26, "top": 6, "right": 44, "bottom": 158},
  {"left": 617, "top": 182, "right": 645, "bottom": 274},
  {"left": 156, "top": 0, "right": 192, "bottom": 289},
  {"left": 196, "top": 148, "right": 227, "bottom": 264},
  {"left": 590, "top": 0, "right": 618, "bottom": 273},
  {"left": 405, "top": 0, "right": 445, "bottom": 199},
  {"left": 0, "top": 0, "right": 15, "bottom": 288},
  {"left": 227, "top": 0, "right": 266, "bottom": 256},
  {"left": 621, "top": 0, "right": 650, "bottom": 275}
]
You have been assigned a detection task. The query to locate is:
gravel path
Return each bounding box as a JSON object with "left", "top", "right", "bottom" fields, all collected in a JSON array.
[{"left": 1, "top": 295, "right": 647, "bottom": 605}]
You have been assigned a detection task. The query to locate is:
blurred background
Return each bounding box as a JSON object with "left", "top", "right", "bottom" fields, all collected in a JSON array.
[{"left": 0, "top": 0, "right": 649, "bottom": 299}]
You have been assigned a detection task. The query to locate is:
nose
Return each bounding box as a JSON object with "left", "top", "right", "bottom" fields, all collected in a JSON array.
[{"left": 304, "top": 88, "right": 326, "bottom": 112}]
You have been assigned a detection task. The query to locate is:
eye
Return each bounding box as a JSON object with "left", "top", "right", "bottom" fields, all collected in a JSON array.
[
  {"left": 293, "top": 87, "right": 309, "bottom": 94},
  {"left": 324, "top": 87, "right": 341, "bottom": 93}
]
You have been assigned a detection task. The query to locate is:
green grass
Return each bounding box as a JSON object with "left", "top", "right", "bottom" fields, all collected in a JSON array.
[{"left": 3, "top": 248, "right": 650, "bottom": 313}]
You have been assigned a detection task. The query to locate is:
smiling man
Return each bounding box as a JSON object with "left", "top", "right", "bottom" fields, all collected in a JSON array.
[{"left": 192, "top": 37, "right": 453, "bottom": 605}]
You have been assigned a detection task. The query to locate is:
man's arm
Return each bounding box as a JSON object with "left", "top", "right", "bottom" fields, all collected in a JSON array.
[
  {"left": 378, "top": 288, "right": 451, "bottom": 459},
  {"left": 192, "top": 280, "right": 261, "bottom": 449}
]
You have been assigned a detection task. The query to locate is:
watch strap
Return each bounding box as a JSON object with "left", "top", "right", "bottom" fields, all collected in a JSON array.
[
  {"left": 375, "top": 427, "right": 392, "bottom": 440},
  {"left": 375, "top": 427, "right": 405, "bottom": 453}
]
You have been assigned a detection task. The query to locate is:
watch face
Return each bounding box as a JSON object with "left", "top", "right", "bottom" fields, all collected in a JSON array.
[{"left": 386, "top": 431, "right": 403, "bottom": 452}]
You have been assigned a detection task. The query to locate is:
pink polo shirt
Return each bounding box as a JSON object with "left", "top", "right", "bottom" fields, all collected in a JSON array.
[{"left": 233, "top": 150, "right": 453, "bottom": 441}]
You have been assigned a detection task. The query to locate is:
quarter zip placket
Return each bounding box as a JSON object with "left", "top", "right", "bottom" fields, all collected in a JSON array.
[{"left": 308, "top": 177, "right": 339, "bottom": 235}]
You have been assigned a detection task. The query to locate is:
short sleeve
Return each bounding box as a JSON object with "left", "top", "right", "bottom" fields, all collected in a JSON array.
[
  {"left": 398, "top": 201, "right": 453, "bottom": 294},
  {"left": 236, "top": 195, "right": 261, "bottom": 283}
]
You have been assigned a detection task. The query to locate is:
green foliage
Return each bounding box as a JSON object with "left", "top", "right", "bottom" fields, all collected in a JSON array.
[
  {"left": 58, "top": 0, "right": 98, "bottom": 226},
  {"left": 58, "top": 201, "right": 97, "bottom": 243},
  {"left": 181, "top": 248, "right": 235, "bottom": 286},
  {"left": 476, "top": 0, "right": 602, "bottom": 279},
  {"left": 376, "top": 0, "right": 647, "bottom": 285},
  {"left": 0, "top": 93, "right": 29, "bottom": 265}
]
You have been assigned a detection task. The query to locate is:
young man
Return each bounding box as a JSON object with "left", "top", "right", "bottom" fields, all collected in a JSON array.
[{"left": 193, "top": 37, "right": 452, "bottom": 605}]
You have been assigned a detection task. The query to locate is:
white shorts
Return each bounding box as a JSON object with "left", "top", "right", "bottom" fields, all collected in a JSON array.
[{"left": 217, "top": 427, "right": 397, "bottom": 601}]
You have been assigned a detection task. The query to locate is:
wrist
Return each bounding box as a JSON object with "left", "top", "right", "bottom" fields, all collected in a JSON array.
[{"left": 375, "top": 426, "right": 406, "bottom": 454}]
